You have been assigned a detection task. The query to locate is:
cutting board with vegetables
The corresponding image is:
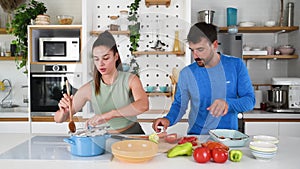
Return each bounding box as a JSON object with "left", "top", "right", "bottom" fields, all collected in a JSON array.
[{"left": 157, "top": 140, "right": 177, "bottom": 153}]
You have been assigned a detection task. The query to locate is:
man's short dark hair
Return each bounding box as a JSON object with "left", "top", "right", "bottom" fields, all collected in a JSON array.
[{"left": 187, "top": 22, "right": 217, "bottom": 44}]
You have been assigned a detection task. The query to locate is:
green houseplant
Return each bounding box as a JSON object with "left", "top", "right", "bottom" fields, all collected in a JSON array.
[
  {"left": 7, "top": 0, "right": 47, "bottom": 73},
  {"left": 128, "top": 0, "right": 141, "bottom": 52}
]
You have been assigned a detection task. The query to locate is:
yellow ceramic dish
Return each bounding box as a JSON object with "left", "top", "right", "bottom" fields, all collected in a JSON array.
[{"left": 111, "top": 140, "right": 158, "bottom": 163}]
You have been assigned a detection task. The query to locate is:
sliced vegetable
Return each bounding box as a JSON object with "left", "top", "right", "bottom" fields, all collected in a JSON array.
[
  {"left": 164, "top": 133, "right": 178, "bottom": 144},
  {"left": 178, "top": 136, "right": 198, "bottom": 146},
  {"left": 201, "top": 140, "right": 229, "bottom": 151},
  {"left": 148, "top": 133, "right": 159, "bottom": 144},
  {"left": 167, "top": 142, "right": 193, "bottom": 158},
  {"left": 229, "top": 149, "right": 243, "bottom": 162}
]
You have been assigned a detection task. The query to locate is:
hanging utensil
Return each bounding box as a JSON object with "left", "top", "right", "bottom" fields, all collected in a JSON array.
[{"left": 66, "top": 80, "right": 76, "bottom": 133}]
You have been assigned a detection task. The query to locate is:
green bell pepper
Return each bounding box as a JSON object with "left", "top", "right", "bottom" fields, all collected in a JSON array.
[
  {"left": 167, "top": 142, "right": 193, "bottom": 158},
  {"left": 229, "top": 149, "right": 243, "bottom": 162}
]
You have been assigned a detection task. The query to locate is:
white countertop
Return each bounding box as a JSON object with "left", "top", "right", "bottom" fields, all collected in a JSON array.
[
  {"left": 243, "top": 110, "right": 300, "bottom": 119},
  {"left": 0, "top": 133, "right": 299, "bottom": 169}
]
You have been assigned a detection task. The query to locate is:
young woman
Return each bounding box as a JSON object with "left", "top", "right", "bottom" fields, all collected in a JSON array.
[{"left": 54, "top": 31, "right": 149, "bottom": 134}]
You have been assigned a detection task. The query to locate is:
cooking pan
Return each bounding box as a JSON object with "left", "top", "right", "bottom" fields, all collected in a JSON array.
[{"left": 64, "top": 134, "right": 110, "bottom": 157}]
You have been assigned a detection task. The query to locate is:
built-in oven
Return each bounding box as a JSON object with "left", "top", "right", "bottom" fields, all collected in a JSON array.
[{"left": 30, "top": 64, "right": 82, "bottom": 115}]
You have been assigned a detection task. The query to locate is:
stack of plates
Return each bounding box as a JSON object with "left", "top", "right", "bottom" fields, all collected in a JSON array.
[
  {"left": 249, "top": 137, "right": 278, "bottom": 161},
  {"left": 35, "top": 15, "right": 50, "bottom": 25}
]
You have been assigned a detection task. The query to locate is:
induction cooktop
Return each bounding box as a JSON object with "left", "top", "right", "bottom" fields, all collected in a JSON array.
[{"left": 0, "top": 136, "right": 112, "bottom": 161}]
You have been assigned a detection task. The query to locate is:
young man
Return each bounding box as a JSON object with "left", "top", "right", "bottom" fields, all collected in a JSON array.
[{"left": 152, "top": 22, "right": 255, "bottom": 135}]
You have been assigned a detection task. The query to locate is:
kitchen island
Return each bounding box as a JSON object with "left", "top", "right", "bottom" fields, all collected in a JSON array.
[{"left": 0, "top": 133, "right": 299, "bottom": 169}]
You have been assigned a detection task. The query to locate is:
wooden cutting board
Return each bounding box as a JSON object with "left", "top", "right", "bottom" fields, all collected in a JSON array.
[{"left": 157, "top": 140, "right": 177, "bottom": 153}]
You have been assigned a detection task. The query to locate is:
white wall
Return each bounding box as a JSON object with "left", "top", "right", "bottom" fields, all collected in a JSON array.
[{"left": 191, "top": 0, "right": 299, "bottom": 84}]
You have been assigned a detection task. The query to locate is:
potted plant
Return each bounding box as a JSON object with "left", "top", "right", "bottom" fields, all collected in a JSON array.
[
  {"left": 128, "top": 0, "right": 141, "bottom": 52},
  {"left": 6, "top": 0, "right": 47, "bottom": 73},
  {"left": 129, "top": 57, "right": 140, "bottom": 76}
]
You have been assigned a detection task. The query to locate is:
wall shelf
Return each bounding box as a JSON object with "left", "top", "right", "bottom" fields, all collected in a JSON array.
[
  {"left": 243, "top": 55, "right": 298, "bottom": 60},
  {"left": 0, "top": 56, "right": 22, "bottom": 61},
  {"left": 132, "top": 51, "right": 185, "bottom": 56},
  {"left": 145, "top": 0, "right": 171, "bottom": 7},
  {"left": 219, "top": 26, "right": 299, "bottom": 33},
  {"left": 0, "top": 28, "right": 7, "bottom": 34},
  {"left": 90, "top": 30, "right": 130, "bottom": 36}
]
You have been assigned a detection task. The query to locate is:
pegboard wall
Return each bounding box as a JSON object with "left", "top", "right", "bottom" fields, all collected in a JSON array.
[{"left": 87, "top": 0, "right": 191, "bottom": 91}]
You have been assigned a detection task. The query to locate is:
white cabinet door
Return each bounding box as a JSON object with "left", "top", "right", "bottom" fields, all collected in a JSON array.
[
  {"left": 0, "top": 122, "right": 30, "bottom": 133},
  {"left": 244, "top": 122, "right": 279, "bottom": 137},
  {"left": 140, "top": 122, "right": 188, "bottom": 135},
  {"left": 279, "top": 122, "right": 300, "bottom": 137},
  {"left": 31, "top": 122, "right": 84, "bottom": 134}
]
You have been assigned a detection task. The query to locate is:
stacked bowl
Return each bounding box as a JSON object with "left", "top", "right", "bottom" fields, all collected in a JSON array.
[{"left": 249, "top": 135, "right": 279, "bottom": 160}]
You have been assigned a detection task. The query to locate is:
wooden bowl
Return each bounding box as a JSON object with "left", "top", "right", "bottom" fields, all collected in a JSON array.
[{"left": 111, "top": 140, "right": 158, "bottom": 163}]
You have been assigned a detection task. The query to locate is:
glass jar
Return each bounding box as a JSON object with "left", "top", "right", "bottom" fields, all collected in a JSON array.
[
  {"left": 173, "top": 31, "right": 181, "bottom": 52},
  {"left": 110, "top": 16, "right": 119, "bottom": 31},
  {"left": 119, "top": 10, "right": 128, "bottom": 31}
]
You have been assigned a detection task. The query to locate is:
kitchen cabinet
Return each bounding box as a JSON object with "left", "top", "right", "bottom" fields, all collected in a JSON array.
[
  {"left": 245, "top": 121, "right": 300, "bottom": 137},
  {"left": 28, "top": 25, "right": 82, "bottom": 64},
  {"left": 31, "top": 122, "right": 84, "bottom": 134},
  {"left": 0, "top": 122, "right": 30, "bottom": 133},
  {"left": 244, "top": 122, "right": 279, "bottom": 137},
  {"left": 279, "top": 122, "right": 300, "bottom": 137}
]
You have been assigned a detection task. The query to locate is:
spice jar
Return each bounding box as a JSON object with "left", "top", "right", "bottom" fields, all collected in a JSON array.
[
  {"left": 110, "top": 16, "right": 119, "bottom": 31},
  {"left": 119, "top": 10, "right": 128, "bottom": 31}
]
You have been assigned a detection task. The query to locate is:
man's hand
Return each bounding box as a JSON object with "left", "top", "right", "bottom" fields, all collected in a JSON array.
[
  {"left": 152, "top": 118, "right": 170, "bottom": 133},
  {"left": 207, "top": 99, "right": 228, "bottom": 117}
]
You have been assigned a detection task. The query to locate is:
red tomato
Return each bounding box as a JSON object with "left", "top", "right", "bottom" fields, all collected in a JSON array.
[
  {"left": 211, "top": 148, "right": 228, "bottom": 163},
  {"left": 193, "top": 147, "right": 211, "bottom": 163}
]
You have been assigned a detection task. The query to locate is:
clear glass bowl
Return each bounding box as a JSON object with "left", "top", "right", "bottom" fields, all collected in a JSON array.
[{"left": 57, "top": 15, "right": 74, "bottom": 25}]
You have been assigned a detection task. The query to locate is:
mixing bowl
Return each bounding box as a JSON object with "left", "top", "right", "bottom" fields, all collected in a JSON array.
[{"left": 111, "top": 140, "right": 158, "bottom": 163}]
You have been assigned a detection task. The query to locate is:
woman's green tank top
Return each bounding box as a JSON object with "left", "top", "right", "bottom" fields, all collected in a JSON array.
[{"left": 90, "top": 71, "right": 137, "bottom": 130}]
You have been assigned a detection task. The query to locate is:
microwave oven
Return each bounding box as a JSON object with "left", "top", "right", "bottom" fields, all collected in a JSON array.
[{"left": 39, "top": 37, "right": 80, "bottom": 61}]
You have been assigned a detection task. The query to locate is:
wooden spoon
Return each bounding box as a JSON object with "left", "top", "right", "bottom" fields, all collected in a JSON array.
[{"left": 66, "top": 80, "right": 76, "bottom": 133}]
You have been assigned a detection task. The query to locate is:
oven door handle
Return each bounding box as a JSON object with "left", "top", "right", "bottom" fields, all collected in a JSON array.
[{"left": 31, "top": 74, "right": 74, "bottom": 78}]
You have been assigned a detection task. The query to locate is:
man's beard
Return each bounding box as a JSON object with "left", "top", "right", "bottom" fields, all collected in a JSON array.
[{"left": 195, "top": 57, "right": 205, "bottom": 67}]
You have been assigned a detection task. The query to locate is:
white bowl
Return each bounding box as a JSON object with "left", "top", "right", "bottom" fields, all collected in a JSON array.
[
  {"left": 265, "top": 20, "right": 276, "bottom": 27},
  {"left": 253, "top": 135, "right": 279, "bottom": 144},
  {"left": 250, "top": 148, "right": 277, "bottom": 160},
  {"left": 239, "top": 21, "right": 256, "bottom": 27},
  {"left": 249, "top": 141, "right": 277, "bottom": 152}
]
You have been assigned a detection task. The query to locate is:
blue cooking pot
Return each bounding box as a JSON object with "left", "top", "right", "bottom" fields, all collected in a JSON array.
[{"left": 64, "top": 134, "right": 111, "bottom": 157}]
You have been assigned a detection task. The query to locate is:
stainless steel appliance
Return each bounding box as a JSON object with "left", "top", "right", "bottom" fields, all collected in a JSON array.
[
  {"left": 39, "top": 37, "right": 80, "bottom": 61},
  {"left": 30, "top": 64, "right": 81, "bottom": 114},
  {"left": 268, "top": 77, "right": 300, "bottom": 113},
  {"left": 217, "top": 33, "right": 243, "bottom": 58}
]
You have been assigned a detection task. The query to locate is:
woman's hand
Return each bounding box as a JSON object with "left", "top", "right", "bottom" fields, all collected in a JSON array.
[
  {"left": 86, "top": 113, "right": 111, "bottom": 127},
  {"left": 54, "top": 94, "right": 73, "bottom": 123},
  {"left": 152, "top": 118, "right": 170, "bottom": 133},
  {"left": 58, "top": 93, "right": 72, "bottom": 113},
  {"left": 207, "top": 99, "right": 228, "bottom": 117}
]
